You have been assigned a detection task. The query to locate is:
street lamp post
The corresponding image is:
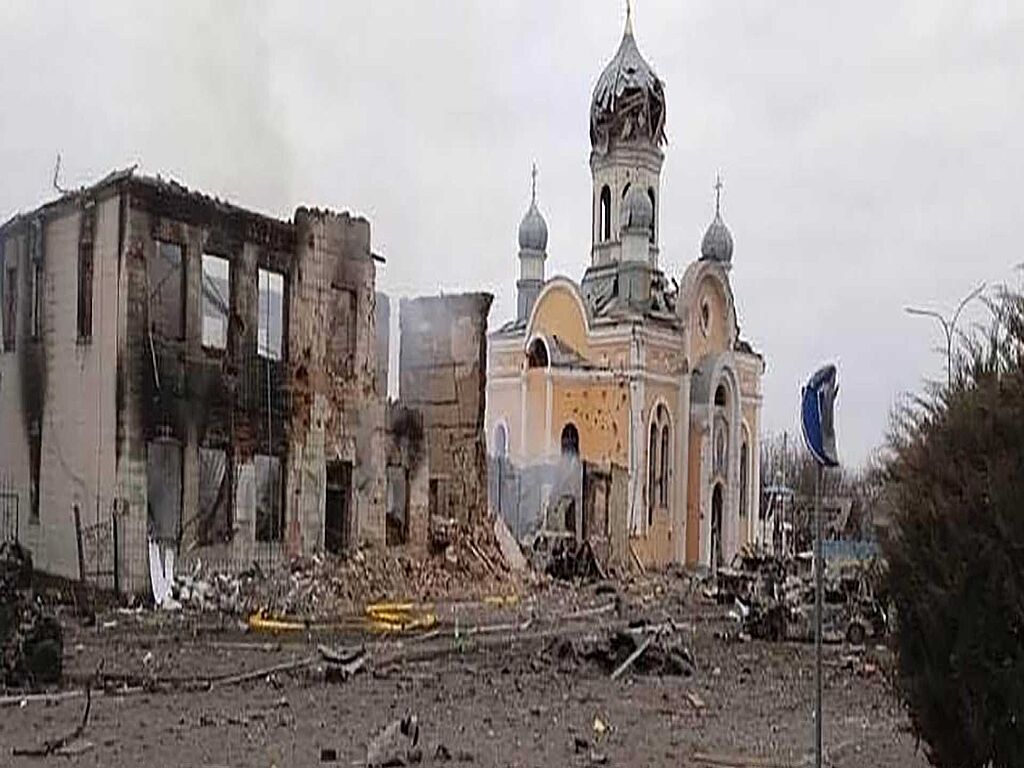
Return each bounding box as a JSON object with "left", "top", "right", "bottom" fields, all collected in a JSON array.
[{"left": 905, "top": 283, "right": 986, "bottom": 389}]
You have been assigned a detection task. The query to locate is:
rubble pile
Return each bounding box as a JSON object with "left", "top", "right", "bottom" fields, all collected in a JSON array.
[
  {"left": 548, "top": 621, "right": 695, "bottom": 677},
  {"left": 172, "top": 519, "right": 525, "bottom": 619},
  {"left": 0, "top": 541, "right": 63, "bottom": 687},
  {"left": 712, "top": 545, "right": 887, "bottom": 644}
]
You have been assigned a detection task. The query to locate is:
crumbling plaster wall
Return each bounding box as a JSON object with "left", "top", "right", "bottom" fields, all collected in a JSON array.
[
  {"left": 289, "top": 209, "right": 385, "bottom": 552},
  {"left": 399, "top": 293, "right": 492, "bottom": 523},
  {"left": 385, "top": 404, "right": 429, "bottom": 550}
]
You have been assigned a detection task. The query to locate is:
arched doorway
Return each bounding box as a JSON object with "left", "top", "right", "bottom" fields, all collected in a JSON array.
[
  {"left": 560, "top": 423, "right": 580, "bottom": 458},
  {"left": 710, "top": 483, "right": 724, "bottom": 572}
]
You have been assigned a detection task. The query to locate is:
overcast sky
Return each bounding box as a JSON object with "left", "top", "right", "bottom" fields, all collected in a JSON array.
[{"left": 2, "top": 1, "right": 1021, "bottom": 465}]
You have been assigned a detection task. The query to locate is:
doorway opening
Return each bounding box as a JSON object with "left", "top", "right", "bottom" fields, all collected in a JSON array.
[
  {"left": 711, "top": 483, "right": 724, "bottom": 572},
  {"left": 325, "top": 461, "right": 352, "bottom": 555}
]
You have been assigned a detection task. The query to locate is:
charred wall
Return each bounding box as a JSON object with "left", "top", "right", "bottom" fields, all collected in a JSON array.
[{"left": 399, "top": 293, "right": 492, "bottom": 523}]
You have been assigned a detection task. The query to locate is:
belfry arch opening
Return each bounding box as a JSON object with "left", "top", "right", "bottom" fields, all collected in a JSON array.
[
  {"left": 714, "top": 383, "right": 727, "bottom": 407},
  {"left": 599, "top": 185, "right": 611, "bottom": 241}
]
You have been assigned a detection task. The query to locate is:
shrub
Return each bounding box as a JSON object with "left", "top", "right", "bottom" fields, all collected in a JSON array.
[{"left": 882, "top": 289, "right": 1024, "bottom": 767}]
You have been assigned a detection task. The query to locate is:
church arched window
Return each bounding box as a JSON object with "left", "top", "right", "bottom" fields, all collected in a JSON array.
[
  {"left": 494, "top": 423, "right": 508, "bottom": 458},
  {"left": 715, "top": 384, "right": 727, "bottom": 408},
  {"left": 527, "top": 337, "right": 549, "bottom": 368},
  {"left": 600, "top": 185, "right": 611, "bottom": 242},
  {"left": 647, "top": 422, "right": 657, "bottom": 525},
  {"left": 659, "top": 422, "right": 670, "bottom": 506},
  {"left": 560, "top": 423, "right": 580, "bottom": 457}
]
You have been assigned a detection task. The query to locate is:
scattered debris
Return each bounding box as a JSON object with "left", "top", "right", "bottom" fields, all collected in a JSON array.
[
  {"left": 0, "top": 540, "right": 63, "bottom": 687},
  {"left": 548, "top": 621, "right": 694, "bottom": 678},
  {"left": 492, "top": 514, "right": 527, "bottom": 572},
  {"left": 685, "top": 690, "right": 706, "bottom": 711},
  {"left": 367, "top": 714, "right": 420, "bottom": 767}
]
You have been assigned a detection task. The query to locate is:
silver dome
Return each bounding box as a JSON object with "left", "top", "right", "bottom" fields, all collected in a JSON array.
[
  {"left": 518, "top": 201, "right": 548, "bottom": 251},
  {"left": 622, "top": 184, "right": 653, "bottom": 231},
  {"left": 701, "top": 212, "right": 733, "bottom": 263},
  {"left": 590, "top": 10, "right": 666, "bottom": 152}
]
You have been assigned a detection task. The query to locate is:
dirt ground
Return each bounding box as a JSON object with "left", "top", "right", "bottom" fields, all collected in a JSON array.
[{"left": 1, "top": 576, "right": 929, "bottom": 768}]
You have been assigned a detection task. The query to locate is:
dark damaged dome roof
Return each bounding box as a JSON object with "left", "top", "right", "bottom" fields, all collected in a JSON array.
[{"left": 590, "top": 8, "right": 666, "bottom": 152}]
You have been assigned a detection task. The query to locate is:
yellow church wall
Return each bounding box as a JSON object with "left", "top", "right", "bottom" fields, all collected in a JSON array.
[
  {"left": 486, "top": 380, "right": 520, "bottom": 455},
  {"left": 685, "top": 425, "right": 704, "bottom": 565},
  {"left": 689, "top": 276, "right": 732, "bottom": 364},
  {"left": 522, "top": 369, "right": 549, "bottom": 459},
  {"left": 530, "top": 284, "right": 589, "bottom": 356},
  {"left": 550, "top": 378, "right": 629, "bottom": 465}
]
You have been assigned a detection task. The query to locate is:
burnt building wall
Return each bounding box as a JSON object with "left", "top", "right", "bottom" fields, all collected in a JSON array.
[
  {"left": 399, "top": 293, "right": 492, "bottom": 523},
  {"left": 1, "top": 172, "right": 387, "bottom": 592}
]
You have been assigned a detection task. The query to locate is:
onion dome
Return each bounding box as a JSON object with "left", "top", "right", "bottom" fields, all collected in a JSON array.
[
  {"left": 518, "top": 164, "right": 548, "bottom": 251},
  {"left": 590, "top": 4, "right": 666, "bottom": 153},
  {"left": 622, "top": 184, "right": 653, "bottom": 231},
  {"left": 700, "top": 174, "right": 734, "bottom": 263}
]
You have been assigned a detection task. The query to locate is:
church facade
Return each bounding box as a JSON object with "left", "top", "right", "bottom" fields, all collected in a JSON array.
[{"left": 485, "top": 10, "right": 764, "bottom": 570}]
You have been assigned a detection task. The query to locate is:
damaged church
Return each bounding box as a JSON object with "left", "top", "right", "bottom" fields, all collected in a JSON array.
[{"left": 486, "top": 8, "right": 765, "bottom": 571}]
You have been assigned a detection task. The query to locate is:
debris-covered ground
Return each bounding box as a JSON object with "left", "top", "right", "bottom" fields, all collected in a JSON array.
[{"left": 1, "top": 563, "right": 928, "bottom": 768}]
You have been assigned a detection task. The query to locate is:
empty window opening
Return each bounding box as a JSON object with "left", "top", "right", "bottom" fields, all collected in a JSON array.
[
  {"left": 386, "top": 465, "right": 409, "bottom": 546},
  {"left": 258, "top": 268, "right": 284, "bottom": 361},
  {"left": 325, "top": 460, "right": 352, "bottom": 555},
  {"left": 599, "top": 185, "right": 612, "bottom": 241},
  {"left": 77, "top": 239, "right": 94, "bottom": 341},
  {"left": 30, "top": 260, "right": 43, "bottom": 339},
  {"left": 715, "top": 384, "right": 727, "bottom": 407},
  {"left": 149, "top": 242, "right": 184, "bottom": 339},
  {"left": 2, "top": 265, "right": 16, "bottom": 352},
  {"left": 527, "top": 338, "right": 549, "bottom": 368},
  {"left": 29, "top": 220, "right": 43, "bottom": 340},
  {"left": 201, "top": 253, "right": 230, "bottom": 349},
  {"left": 648, "top": 188, "right": 656, "bottom": 243},
  {"left": 328, "top": 286, "right": 357, "bottom": 376},
  {"left": 197, "top": 447, "right": 232, "bottom": 544},
  {"left": 255, "top": 454, "right": 284, "bottom": 542},
  {"left": 29, "top": 418, "right": 41, "bottom": 524},
  {"left": 147, "top": 438, "right": 182, "bottom": 544},
  {"left": 561, "top": 423, "right": 580, "bottom": 458}
]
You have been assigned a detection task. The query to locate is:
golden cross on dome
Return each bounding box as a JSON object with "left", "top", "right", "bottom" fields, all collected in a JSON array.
[{"left": 714, "top": 172, "right": 724, "bottom": 214}]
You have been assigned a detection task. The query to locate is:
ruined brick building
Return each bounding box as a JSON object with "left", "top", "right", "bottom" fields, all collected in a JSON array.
[
  {"left": 0, "top": 170, "right": 388, "bottom": 591},
  {"left": 486, "top": 9, "right": 765, "bottom": 571}
]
